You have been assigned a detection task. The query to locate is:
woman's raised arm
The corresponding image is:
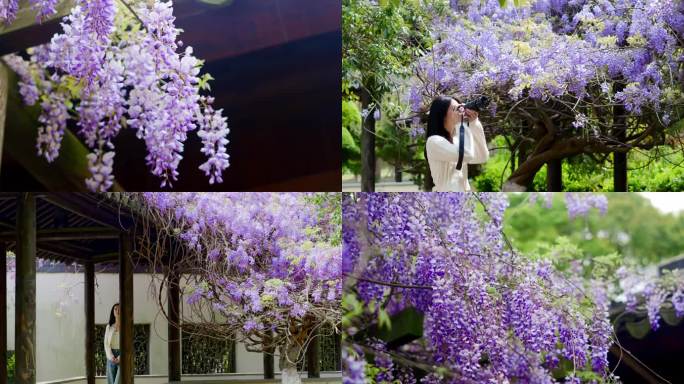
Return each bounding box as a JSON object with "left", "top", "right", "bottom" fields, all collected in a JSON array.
[
  {"left": 426, "top": 135, "right": 475, "bottom": 163},
  {"left": 467, "top": 118, "right": 489, "bottom": 164}
]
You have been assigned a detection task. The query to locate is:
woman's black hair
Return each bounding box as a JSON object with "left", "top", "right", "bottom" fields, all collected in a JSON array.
[
  {"left": 426, "top": 95, "right": 461, "bottom": 143},
  {"left": 108, "top": 303, "right": 119, "bottom": 326}
]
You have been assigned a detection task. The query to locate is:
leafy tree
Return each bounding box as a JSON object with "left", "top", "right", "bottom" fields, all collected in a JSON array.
[
  {"left": 342, "top": 0, "right": 448, "bottom": 191},
  {"left": 475, "top": 145, "right": 684, "bottom": 192},
  {"left": 408, "top": 0, "right": 684, "bottom": 191},
  {"left": 343, "top": 100, "right": 363, "bottom": 174},
  {"left": 505, "top": 193, "right": 684, "bottom": 264}
]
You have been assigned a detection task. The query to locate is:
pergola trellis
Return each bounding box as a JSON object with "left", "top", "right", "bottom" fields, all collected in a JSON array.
[{"left": 0, "top": 193, "right": 323, "bottom": 384}]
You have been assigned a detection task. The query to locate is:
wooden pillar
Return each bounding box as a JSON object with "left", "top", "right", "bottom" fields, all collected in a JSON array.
[
  {"left": 263, "top": 331, "right": 274, "bottom": 379},
  {"left": 612, "top": 82, "right": 627, "bottom": 192},
  {"left": 167, "top": 271, "right": 181, "bottom": 382},
  {"left": 614, "top": 151, "right": 627, "bottom": 191},
  {"left": 0, "top": 242, "right": 7, "bottom": 384},
  {"left": 546, "top": 158, "right": 562, "bottom": 191},
  {"left": 0, "top": 62, "right": 8, "bottom": 173},
  {"left": 119, "top": 233, "right": 134, "bottom": 384},
  {"left": 15, "top": 193, "right": 36, "bottom": 384},
  {"left": 85, "top": 262, "right": 95, "bottom": 384},
  {"left": 306, "top": 331, "right": 320, "bottom": 378}
]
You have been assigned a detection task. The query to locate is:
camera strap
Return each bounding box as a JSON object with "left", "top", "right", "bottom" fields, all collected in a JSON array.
[{"left": 456, "top": 117, "right": 467, "bottom": 171}]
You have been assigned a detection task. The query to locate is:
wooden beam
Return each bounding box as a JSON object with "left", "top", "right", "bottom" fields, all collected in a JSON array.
[
  {"left": 119, "top": 232, "right": 134, "bottom": 384},
  {"left": 167, "top": 271, "right": 181, "bottom": 382},
  {"left": 609, "top": 345, "right": 662, "bottom": 384},
  {"left": 1, "top": 0, "right": 339, "bottom": 59},
  {"left": 306, "top": 330, "right": 320, "bottom": 378},
  {"left": 3, "top": 72, "right": 124, "bottom": 191},
  {"left": 91, "top": 252, "right": 120, "bottom": 264},
  {"left": 41, "top": 194, "right": 128, "bottom": 229},
  {"left": 175, "top": 0, "right": 340, "bottom": 63},
  {"left": 15, "top": 193, "right": 36, "bottom": 384},
  {"left": 0, "top": 227, "right": 120, "bottom": 241},
  {"left": 0, "top": 1, "right": 73, "bottom": 56},
  {"left": 0, "top": 242, "right": 6, "bottom": 384},
  {"left": 84, "top": 262, "right": 95, "bottom": 384},
  {"left": 36, "top": 243, "right": 92, "bottom": 263},
  {"left": 0, "top": 1, "right": 73, "bottom": 35}
]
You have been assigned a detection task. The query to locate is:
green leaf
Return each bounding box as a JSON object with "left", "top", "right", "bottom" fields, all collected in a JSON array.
[
  {"left": 198, "top": 73, "right": 215, "bottom": 91},
  {"left": 378, "top": 308, "right": 392, "bottom": 331},
  {"left": 625, "top": 317, "right": 651, "bottom": 339}
]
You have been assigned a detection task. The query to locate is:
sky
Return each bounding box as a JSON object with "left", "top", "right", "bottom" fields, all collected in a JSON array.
[{"left": 639, "top": 192, "right": 684, "bottom": 214}]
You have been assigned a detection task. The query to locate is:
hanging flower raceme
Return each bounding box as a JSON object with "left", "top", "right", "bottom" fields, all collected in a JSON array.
[
  {"left": 2, "top": 0, "right": 230, "bottom": 190},
  {"left": 407, "top": 0, "right": 684, "bottom": 138},
  {"left": 617, "top": 266, "right": 684, "bottom": 331},
  {"left": 343, "top": 192, "right": 617, "bottom": 383}
]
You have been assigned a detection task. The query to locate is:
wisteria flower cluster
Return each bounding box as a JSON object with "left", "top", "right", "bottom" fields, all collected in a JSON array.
[
  {"left": 410, "top": 0, "right": 684, "bottom": 117},
  {"left": 616, "top": 266, "right": 684, "bottom": 331},
  {"left": 125, "top": 193, "right": 341, "bottom": 384},
  {"left": 529, "top": 192, "right": 608, "bottom": 218},
  {"left": 343, "top": 192, "right": 617, "bottom": 383},
  {"left": 1, "top": 0, "right": 58, "bottom": 25},
  {"left": 2, "top": 0, "right": 230, "bottom": 190}
]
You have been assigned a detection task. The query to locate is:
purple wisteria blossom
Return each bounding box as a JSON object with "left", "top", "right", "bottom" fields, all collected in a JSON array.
[
  {"left": 2, "top": 0, "right": 230, "bottom": 191},
  {"left": 343, "top": 193, "right": 618, "bottom": 383},
  {"left": 134, "top": 193, "right": 340, "bottom": 384}
]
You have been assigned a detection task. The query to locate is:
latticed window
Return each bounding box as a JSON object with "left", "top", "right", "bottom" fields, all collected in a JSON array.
[
  {"left": 94, "top": 324, "right": 150, "bottom": 375},
  {"left": 320, "top": 329, "right": 341, "bottom": 371},
  {"left": 181, "top": 323, "right": 236, "bottom": 374},
  {"left": 298, "top": 326, "right": 342, "bottom": 372}
]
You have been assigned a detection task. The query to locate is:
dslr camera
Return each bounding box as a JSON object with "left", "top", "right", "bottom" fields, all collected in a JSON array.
[{"left": 463, "top": 95, "right": 491, "bottom": 112}]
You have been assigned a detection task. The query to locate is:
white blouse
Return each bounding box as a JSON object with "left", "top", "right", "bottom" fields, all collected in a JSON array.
[
  {"left": 104, "top": 324, "right": 120, "bottom": 361},
  {"left": 426, "top": 118, "right": 489, "bottom": 192}
]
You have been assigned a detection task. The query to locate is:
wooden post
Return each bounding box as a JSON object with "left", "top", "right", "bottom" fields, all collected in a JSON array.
[
  {"left": 119, "top": 232, "right": 134, "bottom": 384},
  {"left": 306, "top": 331, "right": 320, "bottom": 378},
  {"left": 85, "top": 262, "right": 95, "bottom": 384},
  {"left": 167, "top": 271, "right": 181, "bottom": 382},
  {"left": 614, "top": 151, "right": 627, "bottom": 191},
  {"left": 263, "top": 331, "right": 274, "bottom": 379},
  {"left": 546, "top": 158, "right": 563, "bottom": 191},
  {"left": 0, "top": 242, "right": 6, "bottom": 384},
  {"left": 15, "top": 193, "right": 36, "bottom": 384},
  {"left": 0, "top": 62, "right": 8, "bottom": 173},
  {"left": 613, "top": 82, "right": 628, "bottom": 192}
]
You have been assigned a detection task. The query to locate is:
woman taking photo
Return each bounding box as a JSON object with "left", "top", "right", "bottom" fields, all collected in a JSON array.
[
  {"left": 425, "top": 96, "right": 489, "bottom": 191},
  {"left": 104, "top": 303, "right": 121, "bottom": 384}
]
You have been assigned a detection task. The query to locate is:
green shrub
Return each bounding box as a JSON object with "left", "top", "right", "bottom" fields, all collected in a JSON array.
[
  {"left": 473, "top": 143, "right": 684, "bottom": 191},
  {"left": 8, "top": 351, "right": 15, "bottom": 384}
]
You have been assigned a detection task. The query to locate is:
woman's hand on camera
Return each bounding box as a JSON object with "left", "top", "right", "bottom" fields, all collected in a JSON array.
[{"left": 464, "top": 108, "right": 478, "bottom": 120}]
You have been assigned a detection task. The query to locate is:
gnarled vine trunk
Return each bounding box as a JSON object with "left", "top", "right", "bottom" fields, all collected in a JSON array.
[{"left": 279, "top": 344, "right": 303, "bottom": 384}]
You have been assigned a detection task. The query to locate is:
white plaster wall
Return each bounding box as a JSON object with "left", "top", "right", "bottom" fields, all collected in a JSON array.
[
  {"left": 5, "top": 276, "right": 14, "bottom": 350},
  {"left": 6, "top": 273, "right": 270, "bottom": 381}
]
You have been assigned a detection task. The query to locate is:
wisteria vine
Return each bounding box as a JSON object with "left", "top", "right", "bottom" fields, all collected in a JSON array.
[
  {"left": 1, "top": 0, "right": 230, "bottom": 190},
  {"left": 106, "top": 192, "right": 341, "bottom": 384},
  {"left": 342, "top": 192, "right": 683, "bottom": 383},
  {"left": 401, "top": 0, "right": 684, "bottom": 188}
]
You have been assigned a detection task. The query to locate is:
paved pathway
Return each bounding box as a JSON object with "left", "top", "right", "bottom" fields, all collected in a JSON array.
[{"left": 341, "top": 181, "right": 422, "bottom": 192}]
